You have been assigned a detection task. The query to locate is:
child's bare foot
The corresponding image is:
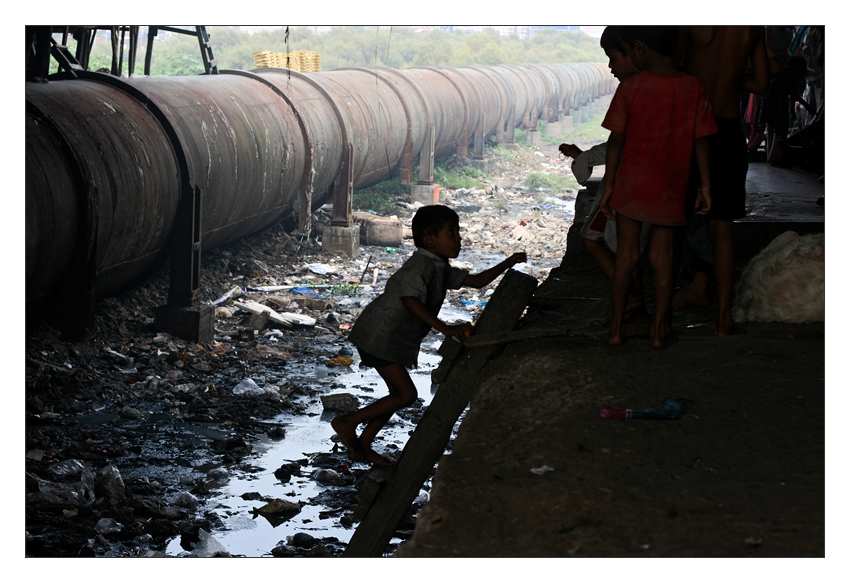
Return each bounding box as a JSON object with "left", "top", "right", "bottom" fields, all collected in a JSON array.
[
  {"left": 672, "top": 284, "right": 712, "bottom": 310},
  {"left": 331, "top": 417, "right": 365, "bottom": 462},
  {"left": 362, "top": 447, "right": 394, "bottom": 467},
  {"left": 715, "top": 322, "right": 747, "bottom": 336},
  {"left": 650, "top": 334, "right": 679, "bottom": 349}
]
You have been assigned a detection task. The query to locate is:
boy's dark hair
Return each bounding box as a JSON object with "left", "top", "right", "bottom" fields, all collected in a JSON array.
[
  {"left": 600, "top": 26, "right": 626, "bottom": 55},
  {"left": 619, "top": 26, "right": 679, "bottom": 58},
  {"left": 412, "top": 204, "right": 459, "bottom": 247}
]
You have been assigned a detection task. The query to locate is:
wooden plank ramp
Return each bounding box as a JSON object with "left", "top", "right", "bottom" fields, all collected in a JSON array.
[{"left": 343, "top": 269, "right": 538, "bottom": 557}]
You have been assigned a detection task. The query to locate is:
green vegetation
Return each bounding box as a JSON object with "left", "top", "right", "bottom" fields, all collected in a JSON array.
[
  {"left": 433, "top": 165, "right": 488, "bottom": 190},
  {"left": 524, "top": 172, "right": 572, "bottom": 191},
  {"left": 352, "top": 191, "right": 404, "bottom": 215},
  {"left": 72, "top": 26, "right": 604, "bottom": 77}
]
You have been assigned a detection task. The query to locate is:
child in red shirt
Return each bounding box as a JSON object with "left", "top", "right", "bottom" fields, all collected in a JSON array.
[{"left": 600, "top": 26, "right": 717, "bottom": 348}]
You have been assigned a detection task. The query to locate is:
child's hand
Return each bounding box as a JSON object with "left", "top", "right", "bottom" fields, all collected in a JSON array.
[
  {"left": 600, "top": 186, "right": 615, "bottom": 220},
  {"left": 696, "top": 186, "right": 712, "bottom": 215},
  {"left": 509, "top": 252, "right": 527, "bottom": 266},
  {"left": 442, "top": 322, "right": 473, "bottom": 343},
  {"left": 558, "top": 143, "right": 582, "bottom": 159}
]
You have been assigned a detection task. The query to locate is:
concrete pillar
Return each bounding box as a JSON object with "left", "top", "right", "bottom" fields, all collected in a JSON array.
[
  {"left": 526, "top": 129, "right": 541, "bottom": 146},
  {"left": 467, "top": 158, "right": 488, "bottom": 173},
  {"left": 154, "top": 304, "right": 215, "bottom": 344},
  {"left": 411, "top": 183, "right": 440, "bottom": 206},
  {"left": 322, "top": 224, "right": 360, "bottom": 257},
  {"left": 544, "top": 118, "right": 561, "bottom": 139}
]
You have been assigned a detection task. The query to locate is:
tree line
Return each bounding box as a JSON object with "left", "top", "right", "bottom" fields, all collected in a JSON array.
[{"left": 83, "top": 26, "right": 606, "bottom": 76}]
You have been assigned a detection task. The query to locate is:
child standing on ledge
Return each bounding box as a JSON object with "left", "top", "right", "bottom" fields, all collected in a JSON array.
[
  {"left": 599, "top": 26, "right": 717, "bottom": 348},
  {"left": 332, "top": 205, "right": 526, "bottom": 466}
]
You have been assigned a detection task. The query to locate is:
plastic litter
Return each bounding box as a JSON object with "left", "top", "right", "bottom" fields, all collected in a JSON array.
[
  {"left": 292, "top": 286, "right": 320, "bottom": 297},
  {"left": 232, "top": 378, "right": 263, "bottom": 396},
  {"left": 47, "top": 459, "right": 87, "bottom": 480},
  {"left": 191, "top": 528, "right": 231, "bottom": 557},
  {"left": 600, "top": 398, "right": 683, "bottom": 420},
  {"left": 305, "top": 263, "right": 338, "bottom": 275},
  {"left": 94, "top": 517, "right": 123, "bottom": 534},
  {"left": 212, "top": 285, "right": 242, "bottom": 306},
  {"left": 530, "top": 465, "right": 555, "bottom": 475},
  {"left": 326, "top": 356, "right": 354, "bottom": 367}
]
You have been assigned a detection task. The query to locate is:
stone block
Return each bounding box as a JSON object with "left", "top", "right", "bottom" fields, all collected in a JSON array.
[
  {"left": 352, "top": 212, "right": 403, "bottom": 247},
  {"left": 154, "top": 303, "right": 215, "bottom": 343},
  {"left": 322, "top": 224, "right": 360, "bottom": 258}
]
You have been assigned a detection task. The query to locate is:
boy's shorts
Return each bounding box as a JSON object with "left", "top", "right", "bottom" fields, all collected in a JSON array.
[{"left": 357, "top": 347, "right": 396, "bottom": 369}]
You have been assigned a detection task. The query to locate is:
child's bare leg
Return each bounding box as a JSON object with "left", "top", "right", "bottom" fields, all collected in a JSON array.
[
  {"left": 647, "top": 225, "right": 677, "bottom": 348},
  {"left": 708, "top": 218, "right": 746, "bottom": 336},
  {"left": 584, "top": 237, "right": 645, "bottom": 312},
  {"left": 609, "top": 215, "right": 643, "bottom": 345},
  {"left": 354, "top": 364, "right": 417, "bottom": 466}
]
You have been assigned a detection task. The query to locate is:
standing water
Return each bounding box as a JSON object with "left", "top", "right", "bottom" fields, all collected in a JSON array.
[{"left": 165, "top": 310, "right": 471, "bottom": 557}]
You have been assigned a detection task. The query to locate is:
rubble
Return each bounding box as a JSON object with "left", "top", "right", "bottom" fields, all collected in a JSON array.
[{"left": 25, "top": 132, "right": 598, "bottom": 557}]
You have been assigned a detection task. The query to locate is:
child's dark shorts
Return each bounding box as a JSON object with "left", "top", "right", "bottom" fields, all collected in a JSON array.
[
  {"left": 687, "top": 117, "right": 748, "bottom": 222},
  {"left": 357, "top": 348, "right": 396, "bottom": 369},
  {"left": 707, "top": 117, "right": 748, "bottom": 221}
]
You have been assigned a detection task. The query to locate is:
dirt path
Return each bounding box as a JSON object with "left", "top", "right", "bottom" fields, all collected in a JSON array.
[{"left": 396, "top": 260, "right": 825, "bottom": 558}]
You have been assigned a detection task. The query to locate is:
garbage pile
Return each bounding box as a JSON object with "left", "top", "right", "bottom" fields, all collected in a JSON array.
[{"left": 25, "top": 136, "right": 592, "bottom": 557}]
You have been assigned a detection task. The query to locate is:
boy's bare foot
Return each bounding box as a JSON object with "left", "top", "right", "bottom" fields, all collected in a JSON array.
[
  {"left": 650, "top": 334, "right": 679, "bottom": 349},
  {"left": 672, "top": 284, "right": 712, "bottom": 310},
  {"left": 331, "top": 417, "right": 365, "bottom": 462},
  {"left": 715, "top": 322, "right": 747, "bottom": 336},
  {"left": 363, "top": 447, "right": 394, "bottom": 467}
]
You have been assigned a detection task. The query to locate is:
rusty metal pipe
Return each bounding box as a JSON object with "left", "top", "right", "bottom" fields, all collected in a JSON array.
[{"left": 26, "top": 61, "right": 613, "bottom": 320}]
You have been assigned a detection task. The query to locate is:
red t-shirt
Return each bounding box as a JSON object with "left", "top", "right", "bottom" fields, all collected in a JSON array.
[{"left": 602, "top": 71, "right": 717, "bottom": 226}]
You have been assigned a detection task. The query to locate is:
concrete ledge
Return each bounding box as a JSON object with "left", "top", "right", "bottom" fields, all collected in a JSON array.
[
  {"left": 154, "top": 304, "right": 214, "bottom": 343},
  {"left": 322, "top": 224, "right": 360, "bottom": 257}
]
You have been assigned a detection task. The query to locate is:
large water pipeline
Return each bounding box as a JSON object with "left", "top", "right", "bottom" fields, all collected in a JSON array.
[{"left": 25, "top": 62, "right": 614, "bottom": 317}]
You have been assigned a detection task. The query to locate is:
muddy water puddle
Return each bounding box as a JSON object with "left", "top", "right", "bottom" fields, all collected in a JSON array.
[
  {"left": 160, "top": 236, "right": 568, "bottom": 556},
  {"left": 164, "top": 313, "right": 472, "bottom": 557}
]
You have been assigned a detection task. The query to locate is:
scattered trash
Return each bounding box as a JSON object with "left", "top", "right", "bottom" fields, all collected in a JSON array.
[
  {"left": 292, "top": 286, "right": 320, "bottom": 297},
  {"left": 530, "top": 465, "right": 555, "bottom": 475},
  {"left": 311, "top": 468, "right": 350, "bottom": 486},
  {"left": 173, "top": 492, "right": 199, "bottom": 507},
  {"left": 236, "top": 299, "right": 317, "bottom": 328},
  {"left": 326, "top": 356, "right": 354, "bottom": 367},
  {"left": 233, "top": 378, "right": 263, "bottom": 396},
  {"left": 321, "top": 393, "right": 360, "bottom": 412},
  {"left": 47, "top": 459, "right": 87, "bottom": 480},
  {"left": 304, "top": 263, "right": 338, "bottom": 275},
  {"left": 251, "top": 498, "right": 302, "bottom": 527},
  {"left": 191, "top": 528, "right": 231, "bottom": 557},
  {"left": 94, "top": 517, "right": 123, "bottom": 534},
  {"left": 212, "top": 285, "right": 243, "bottom": 306},
  {"left": 600, "top": 398, "right": 683, "bottom": 420}
]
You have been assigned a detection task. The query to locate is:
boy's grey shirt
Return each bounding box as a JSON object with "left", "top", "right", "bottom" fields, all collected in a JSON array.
[{"left": 348, "top": 248, "right": 469, "bottom": 368}]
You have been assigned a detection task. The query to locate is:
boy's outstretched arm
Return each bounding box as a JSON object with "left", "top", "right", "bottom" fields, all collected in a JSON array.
[
  {"left": 463, "top": 252, "right": 527, "bottom": 289},
  {"left": 401, "top": 296, "right": 472, "bottom": 342}
]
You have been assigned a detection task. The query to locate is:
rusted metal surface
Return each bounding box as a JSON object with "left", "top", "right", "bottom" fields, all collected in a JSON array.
[
  {"left": 26, "top": 77, "right": 181, "bottom": 303},
  {"left": 26, "top": 61, "right": 613, "bottom": 316}
]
